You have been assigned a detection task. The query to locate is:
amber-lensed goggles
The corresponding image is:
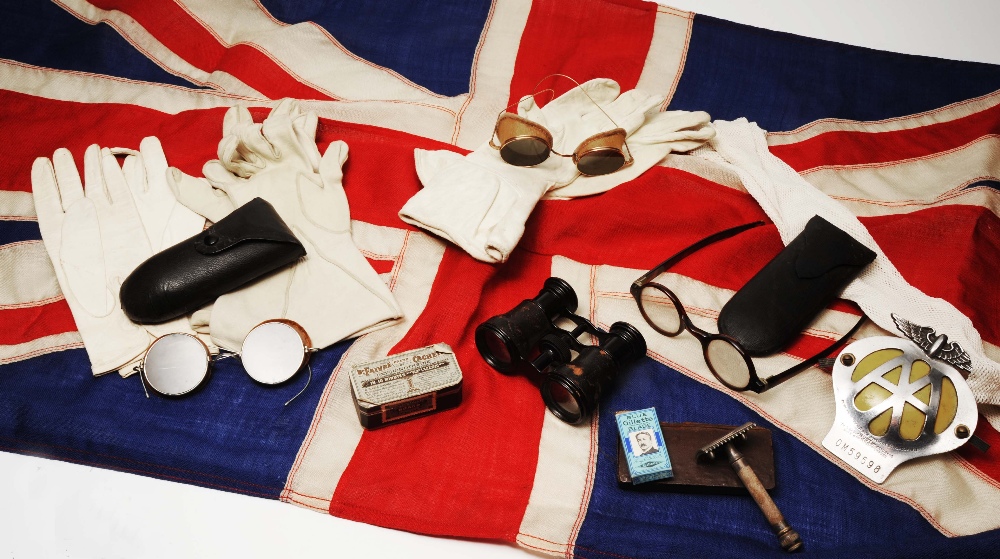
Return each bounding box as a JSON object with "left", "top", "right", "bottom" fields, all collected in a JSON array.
[{"left": 489, "top": 74, "right": 634, "bottom": 177}]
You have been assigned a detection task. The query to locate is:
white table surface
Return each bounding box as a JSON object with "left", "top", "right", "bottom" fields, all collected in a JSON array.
[{"left": 3, "top": 2, "right": 1000, "bottom": 558}]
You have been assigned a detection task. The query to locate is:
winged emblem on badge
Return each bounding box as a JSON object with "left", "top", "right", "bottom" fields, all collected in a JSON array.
[{"left": 891, "top": 314, "right": 973, "bottom": 372}]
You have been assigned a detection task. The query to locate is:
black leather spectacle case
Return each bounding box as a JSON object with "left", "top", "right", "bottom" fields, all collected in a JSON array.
[
  {"left": 631, "top": 217, "right": 872, "bottom": 393},
  {"left": 120, "top": 197, "right": 305, "bottom": 324}
]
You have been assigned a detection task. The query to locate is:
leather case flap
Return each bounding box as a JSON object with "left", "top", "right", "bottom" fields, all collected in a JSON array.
[
  {"left": 617, "top": 422, "right": 774, "bottom": 494},
  {"left": 718, "top": 216, "right": 875, "bottom": 356},
  {"left": 194, "top": 197, "right": 301, "bottom": 255},
  {"left": 795, "top": 218, "right": 878, "bottom": 278}
]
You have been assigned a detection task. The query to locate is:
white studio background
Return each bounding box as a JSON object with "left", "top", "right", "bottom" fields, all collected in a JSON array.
[{"left": 3, "top": 2, "right": 1000, "bottom": 558}]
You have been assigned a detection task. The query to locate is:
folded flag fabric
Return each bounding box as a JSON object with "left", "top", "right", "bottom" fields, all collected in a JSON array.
[{"left": 2, "top": 1, "right": 1000, "bottom": 558}]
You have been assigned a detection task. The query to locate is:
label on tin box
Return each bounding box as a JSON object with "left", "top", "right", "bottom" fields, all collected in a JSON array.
[
  {"left": 616, "top": 408, "right": 673, "bottom": 484},
  {"left": 349, "top": 343, "right": 462, "bottom": 410}
]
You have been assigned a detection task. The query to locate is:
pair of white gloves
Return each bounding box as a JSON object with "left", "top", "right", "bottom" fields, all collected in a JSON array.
[
  {"left": 33, "top": 100, "right": 401, "bottom": 375},
  {"left": 399, "top": 78, "right": 716, "bottom": 263}
]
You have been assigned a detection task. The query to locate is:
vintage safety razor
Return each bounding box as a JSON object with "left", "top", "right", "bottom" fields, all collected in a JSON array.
[{"left": 697, "top": 422, "right": 803, "bottom": 553}]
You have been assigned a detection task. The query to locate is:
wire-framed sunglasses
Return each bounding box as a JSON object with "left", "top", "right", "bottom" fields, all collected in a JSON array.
[
  {"left": 489, "top": 74, "right": 634, "bottom": 177},
  {"left": 631, "top": 221, "right": 866, "bottom": 393}
]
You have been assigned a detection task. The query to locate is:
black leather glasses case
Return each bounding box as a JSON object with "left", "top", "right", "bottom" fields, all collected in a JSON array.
[
  {"left": 717, "top": 216, "right": 875, "bottom": 356},
  {"left": 120, "top": 197, "right": 305, "bottom": 324}
]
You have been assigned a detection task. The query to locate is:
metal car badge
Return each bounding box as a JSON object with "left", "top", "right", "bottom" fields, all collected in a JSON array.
[{"left": 821, "top": 316, "right": 977, "bottom": 483}]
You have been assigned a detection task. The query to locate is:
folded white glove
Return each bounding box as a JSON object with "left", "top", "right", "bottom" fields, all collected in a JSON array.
[
  {"left": 32, "top": 145, "right": 153, "bottom": 375},
  {"left": 171, "top": 99, "right": 402, "bottom": 352},
  {"left": 399, "top": 79, "right": 714, "bottom": 262},
  {"left": 702, "top": 118, "right": 1000, "bottom": 408}
]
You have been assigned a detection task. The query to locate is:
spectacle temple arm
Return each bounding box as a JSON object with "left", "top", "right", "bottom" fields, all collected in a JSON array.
[
  {"left": 757, "top": 314, "right": 867, "bottom": 392},
  {"left": 633, "top": 221, "right": 767, "bottom": 287}
]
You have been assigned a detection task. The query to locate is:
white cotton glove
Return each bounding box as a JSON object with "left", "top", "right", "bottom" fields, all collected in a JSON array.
[
  {"left": 116, "top": 137, "right": 206, "bottom": 253},
  {"left": 110, "top": 138, "right": 213, "bottom": 365},
  {"left": 702, "top": 118, "right": 1000, "bottom": 409},
  {"left": 170, "top": 99, "right": 402, "bottom": 352},
  {"left": 32, "top": 145, "right": 154, "bottom": 375},
  {"left": 399, "top": 79, "right": 713, "bottom": 262}
]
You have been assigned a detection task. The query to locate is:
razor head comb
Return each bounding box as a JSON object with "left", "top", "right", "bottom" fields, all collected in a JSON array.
[{"left": 697, "top": 422, "right": 756, "bottom": 462}]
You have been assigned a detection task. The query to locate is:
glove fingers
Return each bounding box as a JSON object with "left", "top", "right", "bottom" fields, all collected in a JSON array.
[
  {"left": 261, "top": 106, "right": 320, "bottom": 172},
  {"left": 318, "top": 140, "right": 348, "bottom": 186},
  {"left": 121, "top": 153, "right": 147, "bottom": 199},
  {"left": 83, "top": 145, "right": 111, "bottom": 206},
  {"left": 31, "top": 157, "right": 66, "bottom": 227},
  {"left": 99, "top": 150, "right": 134, "bottom": 209},
  {"left": 52, "top": 148, "right": 85, "bottom": 211},
  {"left": 138, "top": 137, "right": 170, "bottom": 195},
  {"left": 167, "top": 167, "right": 235, "bottom": 223},
  {"left": 222, "top": 105, "right": 254, "bottom": 138},
  {"left": 299, "top": 170, "right": 349, "bottom": 232}
]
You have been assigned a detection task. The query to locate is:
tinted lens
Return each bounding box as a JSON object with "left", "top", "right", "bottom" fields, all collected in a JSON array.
[
  {"left": 142, "top": 333, "right": 210, "bottom": 396},
  {"left": 241, "top": 321, "right": 307, "bottom": 385},
  {"left": 639, "top": 285, "right": 682, "bottom": 335},
  {"left": 577, "top": 148, "right": 625, "bottom": 176},
  {"left": 500, "top": 137, "right": 550, "bottom": 167},
  {"left": 705, "top": 337, "right": 752, "bottom": 390},
  {"left": 543, "top": 379, "right": 582, "bottom": 424}
]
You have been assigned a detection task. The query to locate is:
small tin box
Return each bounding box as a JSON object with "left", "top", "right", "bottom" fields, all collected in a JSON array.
[
  {"left": 615, "top": 408, "right": 673, "bottom": 484},
  {"left": 348, "top": 343, "right": 463, "bottom": 430}
]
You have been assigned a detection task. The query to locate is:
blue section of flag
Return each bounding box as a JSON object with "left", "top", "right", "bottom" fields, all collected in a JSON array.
[
  {"left": 0, "top": 1, "right": 198, "bottom": 88},
  {"left": 0, "top": 220, "right": 40, "bottom": 246},
  {"left": 0, "top": 340, "right": 352, "bottom": 498},
  {"left": 256, "top": 0, "right": 493, "bottom": 97},
  {"left": 669, "top": 15, "right": 1000, "bottom": 132},
  {"left": 574, "top": 357, "right": 1000, "bottom": 558}
]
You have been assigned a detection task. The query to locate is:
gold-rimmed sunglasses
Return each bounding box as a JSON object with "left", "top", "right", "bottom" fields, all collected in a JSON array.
[
  {"left": 489, "top": 74, "right": 634, "bottom": 177},
  {"left": 632, "top": 222, "right": 866, "bottom": 393}
]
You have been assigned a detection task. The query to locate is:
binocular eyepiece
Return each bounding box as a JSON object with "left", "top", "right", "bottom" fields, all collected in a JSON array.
[{"left": 475, "top": 277, "right": 647, "bottom": 424}]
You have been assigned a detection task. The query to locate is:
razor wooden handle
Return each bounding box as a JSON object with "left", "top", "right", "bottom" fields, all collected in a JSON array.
[{"left": 726, "top": 444, "right": 803, "bottom": 553}]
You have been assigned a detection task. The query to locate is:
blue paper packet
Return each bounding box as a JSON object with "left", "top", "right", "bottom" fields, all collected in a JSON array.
[{"left": 615, "top": 408, "right": 672, "bottom": 484}]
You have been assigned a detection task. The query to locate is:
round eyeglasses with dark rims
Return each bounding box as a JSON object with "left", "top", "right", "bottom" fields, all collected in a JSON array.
[{"left": 631, "top": 222, "right": 866, "bottom": 393}]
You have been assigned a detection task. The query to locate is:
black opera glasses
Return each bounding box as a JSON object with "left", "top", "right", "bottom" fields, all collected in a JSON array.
[{"left": 475, "top": 277, "right": 647, "bottom": 424}]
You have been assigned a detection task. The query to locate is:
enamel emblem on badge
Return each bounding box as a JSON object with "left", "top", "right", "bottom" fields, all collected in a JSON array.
[{"left": 822, "top": 316, "right": 977, "bottom": 483}]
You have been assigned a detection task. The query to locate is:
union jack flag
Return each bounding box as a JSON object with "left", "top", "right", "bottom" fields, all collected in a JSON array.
[{"left": 2, "top": 1, "right": 1000, "bottom": 557}]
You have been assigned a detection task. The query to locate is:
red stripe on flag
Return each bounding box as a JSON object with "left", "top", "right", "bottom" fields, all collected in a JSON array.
[
  {"left": 0, "top": 301, "right": 77, "bottom": 346},
  {"left": 1, "top": 90, "right": 227, "bottom": 193},
  {"left": 507, "top": 0, "right": 657, "bottom": 105},
  {"left": 86, "top": 0, "right": 332, "bottom": 100},
  {"left": 771, "top": 103, "right": 1000, "bottom": 172},
  {"left": 330, "top": 247, "right": 550, "bottom": 540}
]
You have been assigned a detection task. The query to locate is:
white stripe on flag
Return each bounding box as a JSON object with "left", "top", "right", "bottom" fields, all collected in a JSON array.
[
  {"left": 0, "top": 241, "right": 60, "bottom": 310},
  {"left": 767, "top": 88, "right": 1000, "bottom": 145},
  {"left": 636, "top": 5, "right": 694, "bottom": 108},
  {"left": 56, "top": 0, "right": 266, "bottom": 97},
  {"left": 0, "top": 191, "right": 36, "bottom": 221},
  {"left": 0, "top": 331, "right": 83, "bottom": 366}
]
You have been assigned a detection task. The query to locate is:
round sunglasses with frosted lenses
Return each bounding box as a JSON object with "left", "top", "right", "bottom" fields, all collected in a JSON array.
[
  {"left": 637, "top": 284, "right": 683, "bottom": 336},
  {"left": 705, "top": 336, "right": 754, "bottom": 390},
  {"left": 499, "top": 136, "right": 551, "bottom": 167}
]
